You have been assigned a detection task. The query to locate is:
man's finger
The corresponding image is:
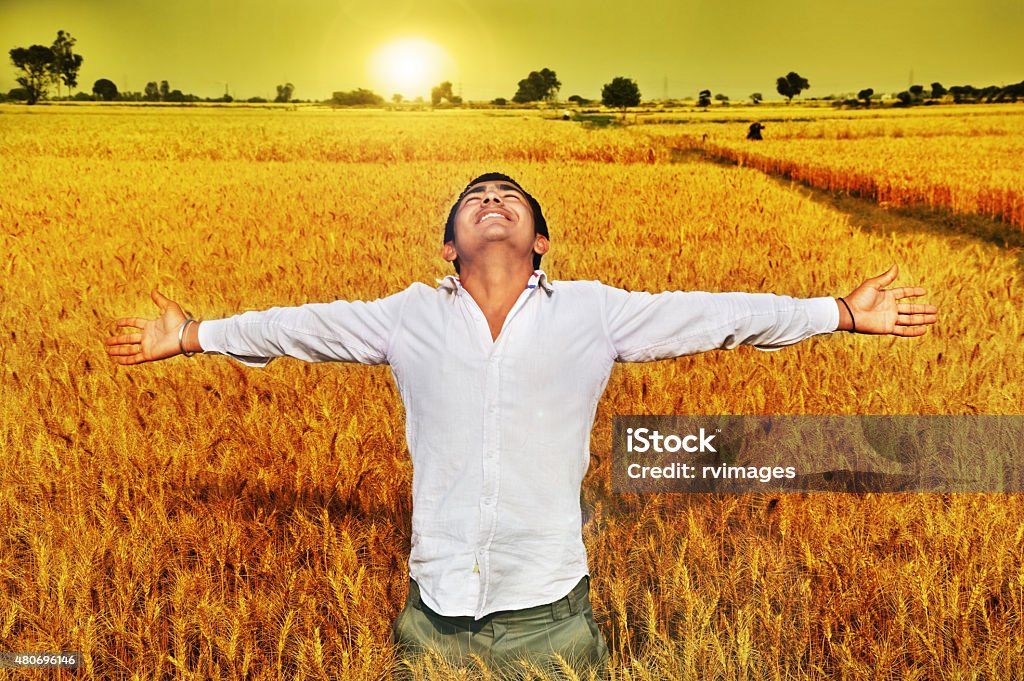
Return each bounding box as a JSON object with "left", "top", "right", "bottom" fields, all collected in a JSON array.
[
  {"left": 114, "top": 354, "right": 144, "bottom": 366},
  {"left": 114, "top": 317, "right": 149, "bottom": 330},
  {"left": 897, "top": 303, "right": 938, "bottom": 315},
  {"left": 867, "top": 263, "right": 898, "bottom": 288},
  {"left": 104, "top": 333, "right": 142, "bottom": 346},
  {"left": 151, "top": 288, "right": 171, "bottom": 313},
  {"left": 106, "top": 344, "right": 142, "bottom": 356},
  {"left": 889, "top": 287, "right": 928, "bottom": 300},
  {"left": 892, "top": 325, "right": 928, "bottom": 337},
  {"left": 896, "top": 313, "right": 938, "bottom": 326}
]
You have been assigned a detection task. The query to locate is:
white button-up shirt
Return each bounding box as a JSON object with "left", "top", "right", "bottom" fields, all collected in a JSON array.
[{"left": 198, "top": 271, "right": 839, "bottom": 618}]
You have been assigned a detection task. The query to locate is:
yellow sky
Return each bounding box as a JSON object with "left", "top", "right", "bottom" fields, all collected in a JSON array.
[{"left": 1, "top": 0, "right": 1022, "bottom": 101}]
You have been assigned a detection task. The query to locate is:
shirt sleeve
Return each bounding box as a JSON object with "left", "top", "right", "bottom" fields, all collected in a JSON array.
[
  {"left": 196, "top": 286, "right": 412, "bottom": 367},
  {"left": 600, "top": 284, "right": 840, "bottom": 362}
]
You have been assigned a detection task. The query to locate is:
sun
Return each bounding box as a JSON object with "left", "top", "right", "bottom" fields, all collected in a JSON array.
[{"left": 369, "top": 37, "right": 452, "bottom": 100}]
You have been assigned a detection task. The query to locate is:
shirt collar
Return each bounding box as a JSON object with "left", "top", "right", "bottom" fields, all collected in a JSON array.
[{"left": 436, "top": 270, "right": 554, "bottom": 296}]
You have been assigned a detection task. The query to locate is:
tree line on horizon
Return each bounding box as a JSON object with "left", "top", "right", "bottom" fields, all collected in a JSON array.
[
  {"left": 309, "top": 68, "right": 1024, "bottom": 111},
  {"left": 5, "top": 29, "right": 302, "bottom": 105},
  {"left": 7, "top": 31, "right": 1024, "bottom": 109}
]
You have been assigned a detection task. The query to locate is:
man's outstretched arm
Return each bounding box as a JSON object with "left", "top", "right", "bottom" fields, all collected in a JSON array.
[
  {"left": 105, "top": 287, "right": 408, "bottom": 367},
  {"left": 603, "top": 264, "right": 939, "bottom": 362}
]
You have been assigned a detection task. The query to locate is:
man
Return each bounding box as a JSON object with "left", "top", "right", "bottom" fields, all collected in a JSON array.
[{"left": 105, "top": 172, "right": 938, "bottom": 678}]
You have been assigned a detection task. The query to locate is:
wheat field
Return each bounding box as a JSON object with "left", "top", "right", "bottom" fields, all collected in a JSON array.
[
  {"left": 1, "top": 104, "right": 1023, "bottom": 680},
  {"left": 636, "top": 104, "right": 1024, "bottom": 229}
]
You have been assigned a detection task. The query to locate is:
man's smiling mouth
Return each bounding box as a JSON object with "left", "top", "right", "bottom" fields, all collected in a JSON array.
[{"left": 477, "top": 210, "right": 512, "bottom": 224}]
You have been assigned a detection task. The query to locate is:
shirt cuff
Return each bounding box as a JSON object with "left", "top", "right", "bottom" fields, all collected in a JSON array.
[
  {"left": 806, "top": 296, "right": 841, "bottom": 334},
  {"left": 197, "top": 318, "right": 271, "bottom": 368}
]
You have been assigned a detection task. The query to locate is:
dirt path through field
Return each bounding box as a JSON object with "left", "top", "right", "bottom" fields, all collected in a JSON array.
[{"left": 669, "top": 144, "right": 1024, "bottom": 259}]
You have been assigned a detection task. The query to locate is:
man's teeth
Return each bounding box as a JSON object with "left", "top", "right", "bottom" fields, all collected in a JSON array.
[{"left": 481, "top": 212, "right": 507, "bottom": 221}]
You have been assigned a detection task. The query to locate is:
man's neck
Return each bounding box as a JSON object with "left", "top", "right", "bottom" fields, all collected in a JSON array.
[{"left": 457, "top": 261, "right": 536, "bottom": 340}]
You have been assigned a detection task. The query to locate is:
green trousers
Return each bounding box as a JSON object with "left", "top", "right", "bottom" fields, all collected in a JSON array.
[{"left": 392, "top": 577, "right": 609, "bottom": 680}]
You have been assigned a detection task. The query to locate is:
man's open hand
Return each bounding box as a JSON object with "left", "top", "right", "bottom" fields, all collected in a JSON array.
[
  {"left": 105, "top": 289, "right": 188, "bottom": 364},
  {"left": 842, "top": 264, "right": 938, "bottom": 336}
]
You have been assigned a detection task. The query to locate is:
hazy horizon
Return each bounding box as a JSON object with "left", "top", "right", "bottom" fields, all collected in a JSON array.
[{"left": 2, "top": 0, "right": 1022, "bottom": 102}]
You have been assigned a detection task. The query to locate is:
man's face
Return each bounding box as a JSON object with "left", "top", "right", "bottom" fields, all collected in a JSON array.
[{"left": 443, "top": 180, "right": 548, "bottom": 270}]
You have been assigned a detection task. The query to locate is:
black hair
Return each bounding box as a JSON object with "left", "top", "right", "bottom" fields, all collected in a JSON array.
[{"left": 443, "top": 173, "right": 549, "bottom": 274}]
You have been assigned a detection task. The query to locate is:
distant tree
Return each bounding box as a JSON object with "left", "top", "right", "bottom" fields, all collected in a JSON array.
[
  {"left": 980, "top": 85, "right": 1001, "bottom": 103},
  {"left": 750, "top": 92, "right": 763, "bottom": 105},
  {"left": 7, "top": 87, "right": 30, "bottom": 101},
  {"left": 1000, "top": 80, "right": 1024, "bottom": 102},
  {"left": 697, "top": 89, "right": 711, "bottom": 108},
  {"left": 49, "top": 30, "right": 83, "bottom": 97},
  {"left": 431, "top": 81, "right": 454, "bottom": 106},
  {"left": 164, "top": 89, "right": 186, "bottom": 103},
  {"left": 601, "top": 76, "right": 641, "bottom": 113},
  {"left": 567, "top": 94, "right": 591, "bottom": 105},
  {"left": 9, "top": 45, "right": 55, "bottom": 104},
  {"left": 92, "top": 78, "right": 118, "bottom": 101},
  {"left": 714, "top": 93, "right": 729, "bottom": 105},
  {"left": 491, "top": 97, "right": 507, "bottom": 106},
  {"left": 513, "top": 68, "right": 561, "bottom": 103},
  {"left": 331, "top": 88, "right": 384, "bottom": 106},
  {"left": 392, "top": 93, "right": 403, "bottom": 104},
  {"left": 949, "top": 85, "right": 976, "bottom": 103},
  {"left": 895, "top": 90, "right": 914, "bottom": 106},
  {"left": 909, "top": 84, "right": 924, "bottom": 99},
  {"left": 246, "top": 96, "right": 268, "bottom": 103},
  {"left": 431, "top": 81, "right": 449, "bottom": 105},
  {"left": 930, "top": 82, "right": 947, "bottom": 99},
  {"left": 857, "top": 88, "right": 874, "bottom": 107},
  {"left": 776, "top": 71, "right": 810, "bottom": 103},
  {"left": 144, "top": 81, "right": 159, "bottom": 101},
  {"left": 274, "top": 82, "right": 294, "bottom": 103},
  {"left": 159, "top": 80, "right": 170, "bottom": 100}
]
